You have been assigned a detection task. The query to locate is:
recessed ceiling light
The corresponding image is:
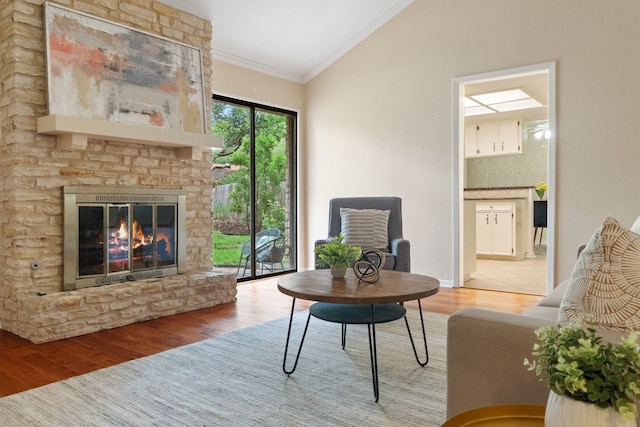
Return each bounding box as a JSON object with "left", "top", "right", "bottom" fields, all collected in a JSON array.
[
  {"left": 470, "top": 89, "right": 530, "bottom": 105},
  {"left": 465, "top": 106, "right": 496, "bottom": 116},
  {"left": 491, "top": 98, "right": 544, "bottom": 112},
  {"left": 464, "top": 88, "right": 543, "bottom": 116},
  {"left": 464, "top": 98, "right": 480, "bottom": 107}
]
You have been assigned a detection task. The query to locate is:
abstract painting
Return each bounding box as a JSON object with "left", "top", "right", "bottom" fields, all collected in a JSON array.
[{"left": 44, "top": 2, "right": 206, "bottom": 133}]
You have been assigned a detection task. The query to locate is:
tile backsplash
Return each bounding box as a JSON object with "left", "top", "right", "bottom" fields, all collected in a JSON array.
[{"left": 466, "top": 124, "right": 547, "bottom": 189}]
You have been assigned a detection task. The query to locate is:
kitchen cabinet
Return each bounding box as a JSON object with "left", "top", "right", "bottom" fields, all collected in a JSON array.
[
  {"left": 464, "top": 124, "right": 478, "bottom": 158},
  {"left": 463, "top": 200, "right": 477, "bottom": 281},
  {"left": 465, "top": 119, "right": 521, "bottom": 157},
  {"left": 476, "top": 202, "right": 515, "bottom": 256},
  {"left": 497, "top": 120, "right": 521, "bottom": 154}
]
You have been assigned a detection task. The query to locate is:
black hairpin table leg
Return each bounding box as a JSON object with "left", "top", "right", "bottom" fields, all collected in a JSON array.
[
  {"left": 282, "top": 297, "right": 312, "bottom": 375},
  {"left": 404, "top": 299, "right": 429, "bottom": 366},
  {"left": 367, "top": 304, "right": 380, "bottom": 402}
]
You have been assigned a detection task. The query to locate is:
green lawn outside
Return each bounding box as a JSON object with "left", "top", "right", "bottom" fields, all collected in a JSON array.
[{"left": 212, "top": 231, "right": 247, "bottom": 266}]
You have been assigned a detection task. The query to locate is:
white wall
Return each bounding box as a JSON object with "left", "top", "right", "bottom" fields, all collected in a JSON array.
[
  {"left": 212, "top": 60, "right": 304, "bottom": 111},
  {"left": 304, "top": 0, "right": 640, "bottom": 284},
  {"left": 214, "top": 1, "right": 640, "bottom": 285}
]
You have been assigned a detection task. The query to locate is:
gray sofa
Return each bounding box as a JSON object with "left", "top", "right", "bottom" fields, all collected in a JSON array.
[{"left": 446, "top": 278, "right": 640, "bottom": 425}]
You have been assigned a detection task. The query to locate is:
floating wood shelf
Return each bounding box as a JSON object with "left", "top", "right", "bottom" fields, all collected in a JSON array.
[{"left": 37, "top": 114, "right": 223, "bottom": 160}]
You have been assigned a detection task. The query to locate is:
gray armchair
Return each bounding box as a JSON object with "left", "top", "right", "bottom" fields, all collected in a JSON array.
[{"left": 314, "top": 197, "right": 410, "bottom": 272}]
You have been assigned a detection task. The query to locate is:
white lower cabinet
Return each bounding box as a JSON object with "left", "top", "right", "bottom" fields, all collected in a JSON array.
[{"left": 476, "top": 203, "right": 515, "bottom": 256}]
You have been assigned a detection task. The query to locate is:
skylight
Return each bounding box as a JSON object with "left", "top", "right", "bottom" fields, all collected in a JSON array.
[{"left": 464, "top": 89, "right": 543, "bottom": 116}]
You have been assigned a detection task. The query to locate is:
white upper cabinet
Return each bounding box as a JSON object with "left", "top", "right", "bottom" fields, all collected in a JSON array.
[
  {"left": 498, "top": 120, "right": 521, "bottom": 154},
  {"left": 465, "top": 119, "right": 521, "bottom": 158},
  {"left": 464, "top": 124, "right": 478, "bottom": 157}
]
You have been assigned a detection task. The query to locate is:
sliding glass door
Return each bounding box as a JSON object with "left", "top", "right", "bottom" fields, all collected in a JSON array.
[{"left": 211, "top": 95, "right": 297, "bottom": 280}]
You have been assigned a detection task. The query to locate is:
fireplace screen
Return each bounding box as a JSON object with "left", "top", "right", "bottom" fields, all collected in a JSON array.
[{"left": 65, "top": 187, "right": 186, "bottom": 290}]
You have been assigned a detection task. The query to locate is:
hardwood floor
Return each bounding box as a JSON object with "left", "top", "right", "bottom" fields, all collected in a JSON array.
[{"left": 0, "top": 276, "right": 542, "bottom": 398}]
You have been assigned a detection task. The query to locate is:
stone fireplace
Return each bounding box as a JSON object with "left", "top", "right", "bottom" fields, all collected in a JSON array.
[{"left": 0, "top": 0, "right": 237, "bottom": 343}]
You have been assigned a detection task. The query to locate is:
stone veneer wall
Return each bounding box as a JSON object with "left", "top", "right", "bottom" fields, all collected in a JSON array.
[{"left": 0, "top": 0, "right": 237, "bottom": 343}]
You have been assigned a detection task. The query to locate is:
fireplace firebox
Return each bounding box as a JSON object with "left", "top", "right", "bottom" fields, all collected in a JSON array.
[{"left": 64, "top": 186, "right": 186, "bottom": 290}]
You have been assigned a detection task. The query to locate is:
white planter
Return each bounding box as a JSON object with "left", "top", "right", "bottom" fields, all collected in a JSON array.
[
  {"left": 545, "top": 391, "right": 635, "bottom": 427},
  {"left": 330, "top": 265, "right": 347, "bottom": 278}
]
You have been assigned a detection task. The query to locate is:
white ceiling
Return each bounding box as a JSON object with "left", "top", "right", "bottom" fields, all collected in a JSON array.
[
  {"left": 159, "top": 0, "right": 414, "bottom": 83},
  {"left": 158, "top": 0, "right": 547, "bottom": 121}
]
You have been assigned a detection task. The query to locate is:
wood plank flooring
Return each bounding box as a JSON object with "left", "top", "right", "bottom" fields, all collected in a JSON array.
[{"left": 0, "top": 276, "right": 542, "bottom": 398}]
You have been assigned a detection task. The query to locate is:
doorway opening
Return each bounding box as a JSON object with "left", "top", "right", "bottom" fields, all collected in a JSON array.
[{"left": 453, "top": 62, "right": 556, "bottom": 294}]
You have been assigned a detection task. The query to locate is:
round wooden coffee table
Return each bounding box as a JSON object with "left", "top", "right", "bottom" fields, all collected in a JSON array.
[
  {"left": 277, "top": 268, "right": 440, "bottom": 304},
  {"left": 278, "top": 269, "right": 440, "bottom": 401}
]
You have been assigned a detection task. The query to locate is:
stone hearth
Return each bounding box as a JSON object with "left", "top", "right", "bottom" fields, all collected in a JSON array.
[
  {"left": 19, "top": 272, "right": 235, "bottom": 344},
  {"left": 0, "top": 0, "right": 237, "bottom": 343}
]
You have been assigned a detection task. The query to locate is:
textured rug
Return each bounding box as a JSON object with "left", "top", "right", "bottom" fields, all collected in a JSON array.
[{"left": 0, "top": 310, "right": 448, "bottom": 426}]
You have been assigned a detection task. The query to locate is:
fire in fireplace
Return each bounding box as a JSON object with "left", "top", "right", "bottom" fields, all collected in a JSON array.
[{"left": 64, "top": 186, "right": 186, "bottom": 290}]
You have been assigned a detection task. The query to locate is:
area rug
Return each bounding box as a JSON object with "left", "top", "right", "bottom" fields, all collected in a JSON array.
[{"left": 0, "top": 310, "right": 448, "bottom": 426}]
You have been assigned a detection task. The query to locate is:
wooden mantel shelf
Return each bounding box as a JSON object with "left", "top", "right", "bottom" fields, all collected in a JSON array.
[{"left": 37, "top": 114, "right": 223, "bottom": 160}]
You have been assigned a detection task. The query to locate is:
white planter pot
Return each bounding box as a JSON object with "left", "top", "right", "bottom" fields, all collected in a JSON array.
[
  {"left": 545, "top": 391, "right": 635, "bottom": 427},
  {"left": 330, "top": 265, "right": 347, "bottom": 278}
]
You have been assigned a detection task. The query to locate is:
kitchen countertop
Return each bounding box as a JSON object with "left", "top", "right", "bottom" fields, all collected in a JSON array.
[
  {"left": 464, "top": 187, "right": 533, "bottom": 200},
  {"left": 464, "top": 186, "right": 534, "bottom": 191}
]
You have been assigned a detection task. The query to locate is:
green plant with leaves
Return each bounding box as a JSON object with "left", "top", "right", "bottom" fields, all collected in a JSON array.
[
  {"left": 315, "top": 233, "right": 361, "bottom": 268},
  {"left": 524, "top": 322, "right": 640, "bottom": 420}
]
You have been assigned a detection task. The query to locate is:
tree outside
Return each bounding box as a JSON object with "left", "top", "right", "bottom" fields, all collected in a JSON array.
[{"left": 211, "top": 100, "right": 291, "bottom": 274}]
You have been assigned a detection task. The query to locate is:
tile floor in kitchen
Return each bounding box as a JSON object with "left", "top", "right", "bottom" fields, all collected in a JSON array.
[{"left": 464, "top": 245, "right": 548, "bottom": 296}]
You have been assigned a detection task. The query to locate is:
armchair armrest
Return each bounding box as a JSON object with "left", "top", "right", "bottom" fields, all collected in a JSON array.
[
  {"left": 390, "top": 238, "right": 410, "bottom": 272},
  {"left": 446, "top": 308, "right": 555, "bottom": 419}
]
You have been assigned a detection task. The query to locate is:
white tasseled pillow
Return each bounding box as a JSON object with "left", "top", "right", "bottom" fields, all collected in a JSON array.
[
  {"left": 559, "top": 216, "right": 640, "bottom": 331},
  {"left": 630, "top": 215, "right": 640, "bottom": 234}
]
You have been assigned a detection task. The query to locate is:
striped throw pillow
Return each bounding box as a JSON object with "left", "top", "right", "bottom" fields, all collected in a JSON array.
[{"left": 340, "top": 208, "right": 390, "bottom": 251}]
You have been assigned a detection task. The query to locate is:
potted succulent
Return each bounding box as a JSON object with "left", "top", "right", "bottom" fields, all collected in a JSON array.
[
  {"left": 314, "top": 232, "right": 361, "bottom": 278},
  {"left": 524, "top": 322, "right": 640, "bottom": 426}
]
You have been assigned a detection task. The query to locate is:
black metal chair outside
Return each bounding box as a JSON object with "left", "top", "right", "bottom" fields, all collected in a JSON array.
[
  {"left": 257, "top": 235, "right": 289, "bottom": 273},
  {"left": 236, "top": 228, "right": 281, "bottom": 276}
]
